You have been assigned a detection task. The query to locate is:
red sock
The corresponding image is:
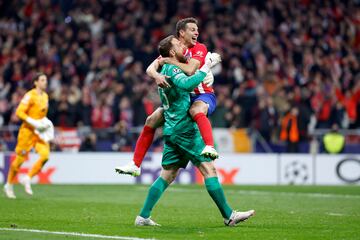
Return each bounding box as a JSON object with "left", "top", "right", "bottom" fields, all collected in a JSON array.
[
  {"left": 193, "top": 113, "right": 214, "bottom": 146},
  {"left": 133, "top": 125, "right": 155, "bottom": 167}
]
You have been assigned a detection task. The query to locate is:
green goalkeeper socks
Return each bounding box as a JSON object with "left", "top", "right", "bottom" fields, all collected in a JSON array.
[
  {"left": 140, "top": 177, "right": 169, "bottom": 218},
  {"left": 205, "top": 177, "right": 233, "bottom": 219}
]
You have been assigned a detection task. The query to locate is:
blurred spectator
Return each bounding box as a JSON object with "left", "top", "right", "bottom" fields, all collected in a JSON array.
[
  {"left": 334, "top": 79, "right": 360, "bottom": 129},
  {"left": 54, "top": 89, "right": 77, "bottom": 127},
  {"left": 210, "top": 91, "right": 230, "bottom": 128},
  {"left": 323, "top": 124, "right": 345, "bottom": 154},
  {"left": 91, "top": 93, "right": 113, "bottom": 128},
  {"left": 111, "top": 121, "right": 133, "bottom": 152},
  {"left": 280, "top": 106, "right": 300, "bottom": 153},
  {"left": 76, "top": 87, "right": 93, "bottom": 126},
  {"left": 79, "top": 132, "right": 97, "bottom": 152},
  {"left": 255, "top": 96, "right": 278, "bottom": 142},
  {"left": 0, "top": 99, "right": 10, "bottom": 127},
  {"left": 0, "top": 0, "right": 359, "bottom": 150}
]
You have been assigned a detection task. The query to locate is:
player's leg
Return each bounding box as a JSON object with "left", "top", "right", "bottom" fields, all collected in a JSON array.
[
  {"left": 185, "top": 131, "right": 255, "bottom": 226},
  {"left": 135, "top": 140, "right": 183, "bottom": 226},
  {"left": 19, "top": 140, "right": 50, "bottom": 195},
  {"left": 197, "top": 162, "right": 232, "bottom": 218},
  {"left": 4, "top": 152, "right": 27, "bottom": 199},
  {"left": 189, "top": 93, "right": 218, "bottom": 159},
  {"left": 4, "top": 128, "right": 34, "bottom": 198},
  {"left": 29, "top": 140, "right": 50, "bottom": 178},
  {"left": 115, "top": 107, "right": 165, "bottom": 176},
  {"left": 197, "top": 161, "right": 255, "bottom": 226},
  {"left": 135, "top": 164, "right": 180, "bottom": 226},
  {"left": 175, "top": 130, "right": 232, "bottom": 220}
]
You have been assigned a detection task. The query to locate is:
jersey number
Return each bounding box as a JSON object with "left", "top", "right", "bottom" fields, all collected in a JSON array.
[{"left": 158, "top": 88, "right": 170, "bottom": 110}]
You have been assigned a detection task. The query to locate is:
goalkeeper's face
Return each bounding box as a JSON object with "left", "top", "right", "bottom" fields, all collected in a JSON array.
[
  {"left": 171, "top": 38, "right": 187, "bottom": 63},
  {"left": 36, "top": 75, "right": 48, "bottom": 91}
]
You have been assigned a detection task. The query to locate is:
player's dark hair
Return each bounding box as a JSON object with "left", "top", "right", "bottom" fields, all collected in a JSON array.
[
  {"left": 158, "top": 35, "right": 175, "bottom": 57},
  {"left": 176, "top": 17, "right": 198, "bottom": 37},
  {"left": 32, "top": 72, "right": 46, "bottom": 86}
]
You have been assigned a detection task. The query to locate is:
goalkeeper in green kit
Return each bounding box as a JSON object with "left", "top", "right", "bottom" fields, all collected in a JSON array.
[{"left": 135, "top": 35, "right": 255, "bottom": 227}]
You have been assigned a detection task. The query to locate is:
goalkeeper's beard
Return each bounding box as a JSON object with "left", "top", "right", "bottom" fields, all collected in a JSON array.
[{"left": 175, "top": 53, "right": 187, "bottom": 63}]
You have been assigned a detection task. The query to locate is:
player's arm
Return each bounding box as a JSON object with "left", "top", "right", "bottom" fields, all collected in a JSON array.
[
  {"left": 172, "top": 70, "right": 207, "bottom": 91},
  {"left": 163, "top": 58, "right": 200, "bottom": 76},
  {"left": 164, "top": 43, "right": 207, "bottom": 76},
  {"left": 16, "top": 93, "right": 32, "bottom": 121},
  {"left": 16, "top": 93, "right": 47, "bottom": 130},
  {"left": 146, "top": 58, "right": 171, "bottom": 88},
  {"left": 171, "top": 59, "right": 216, "bottom": 92},
  {"left": 172, "top": 52, "right": 222, "bottom": 90}
]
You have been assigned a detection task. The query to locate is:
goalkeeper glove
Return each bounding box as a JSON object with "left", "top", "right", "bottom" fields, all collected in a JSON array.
[
  {"left": 26, "top": 117, "right": 49, "bottom": 131},
  {"left": 200, "top": 52, "right": 222, "bottom": 73},
  {"left": 206, "top": 52, "right": 222, "bottom": 68},
  {"left": 203, "top": 71, "right": 214, "bottom": 87}
]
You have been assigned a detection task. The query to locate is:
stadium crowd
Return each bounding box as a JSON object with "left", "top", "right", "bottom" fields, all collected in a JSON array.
[{"left": 0, "top": 0, "right": 359, "bottom": 150}]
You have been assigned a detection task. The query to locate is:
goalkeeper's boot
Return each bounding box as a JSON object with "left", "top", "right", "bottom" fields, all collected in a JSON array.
[
  {"left": 135, "top": 216, "right": 160, "bottom": 226},
  {"left": 4, "top": 183, "right": 16, "bottom": 199},
  {"left": 201, "top": 145, "right": 219, "bottom": 160},
  {"left": 224, "top": 209, "right": 255, "bottom": 226},
  {"left": 115, "top": 162, "right": 141, "bottom": 177},
  {"left": 20, "top": 175, "right": 33, "bottom": 195}
]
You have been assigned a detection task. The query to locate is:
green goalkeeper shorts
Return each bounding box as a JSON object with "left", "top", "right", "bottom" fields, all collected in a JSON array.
[{"left": 162, "top": 130, "right": 212, "bottom": 168}]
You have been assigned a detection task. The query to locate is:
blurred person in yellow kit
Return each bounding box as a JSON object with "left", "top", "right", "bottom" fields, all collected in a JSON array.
[{"left": 4, "top": 73, "right": 54, "bottom": 199}]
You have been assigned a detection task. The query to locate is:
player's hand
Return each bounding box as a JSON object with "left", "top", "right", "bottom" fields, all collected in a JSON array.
[
  {"left": 40, "top": 117, "right": 52, "bottom": 128},
  {"left": 155, "top": 74, "right": 171, "bottom": 88},
  {"left": 200, "top": 52, "right": 221, "bottom": 73},
  {"left": 34, "top": 117, "right": 55, "bottom": 142},
  {"left": 203, "top": 71, "right": 214, "bottom": 87},
  {"left": 205, "top": 52, "right": 222, "bottom": 68},
  {"left": 26, "top": 117, "right": 50, "bottom": 131}
]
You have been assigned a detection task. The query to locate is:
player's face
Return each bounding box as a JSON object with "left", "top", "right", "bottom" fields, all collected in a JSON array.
[
  {"left": 171, "top": 38, "right": 187, "bottom": 63},
  {"left": 182, "top": 23, "right": 198, "bottom": 47},
  {"left": 36, "top": 75, "right": 48, "bottom": 91}
]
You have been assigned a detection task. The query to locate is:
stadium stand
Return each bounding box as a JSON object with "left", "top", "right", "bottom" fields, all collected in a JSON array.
[{"left": 0, "top": 0, "right": 359, "bottom": 153}]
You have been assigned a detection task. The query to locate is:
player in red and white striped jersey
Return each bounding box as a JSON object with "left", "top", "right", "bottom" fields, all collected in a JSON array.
[
  {"left": 116, "top": 18, "right": 219, "bottom": 176},
  {"left": 183, "top": 42, "right": 215, "bottom": 94}
]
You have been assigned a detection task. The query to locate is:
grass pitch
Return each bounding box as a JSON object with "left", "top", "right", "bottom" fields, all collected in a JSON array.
[{"left": 0, "top": 184, "right": 359, "bottom": 240}]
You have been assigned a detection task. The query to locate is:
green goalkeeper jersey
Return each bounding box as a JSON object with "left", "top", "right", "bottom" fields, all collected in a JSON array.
[{"left": 159, "top": 64, "right": 206, "bottom": 136}]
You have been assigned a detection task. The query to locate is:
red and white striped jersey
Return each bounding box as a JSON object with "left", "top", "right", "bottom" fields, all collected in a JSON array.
[{"left": 184, "top": 42, "right": 214, "bottom": 94}]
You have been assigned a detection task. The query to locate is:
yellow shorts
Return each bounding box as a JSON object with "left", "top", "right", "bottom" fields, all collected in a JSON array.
[{"left": 15, "top": 125, "right": 50, "bottom": 157}]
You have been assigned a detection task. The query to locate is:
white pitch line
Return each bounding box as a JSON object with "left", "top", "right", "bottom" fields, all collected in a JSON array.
[
  {"left": 0, "top": 228, "right": 155, "bottom": 240},
  {"left": 326, "top": 212, "right": 346, "bottom": 216},
  {"left": 234, "top": 190, "right": 360, "bottom": 199},
  {"left": 152, "top": 186, "right": 360, "bottom": 199}
]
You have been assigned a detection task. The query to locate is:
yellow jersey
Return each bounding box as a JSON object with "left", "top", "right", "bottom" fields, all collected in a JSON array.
[{"left": 16, "top": 89, "right": 49, "bottom": 128}]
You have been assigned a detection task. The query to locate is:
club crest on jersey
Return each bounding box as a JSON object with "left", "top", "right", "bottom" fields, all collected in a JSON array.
[{"left": 173, "top": 68, "right": 181, "bottom": 74}]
